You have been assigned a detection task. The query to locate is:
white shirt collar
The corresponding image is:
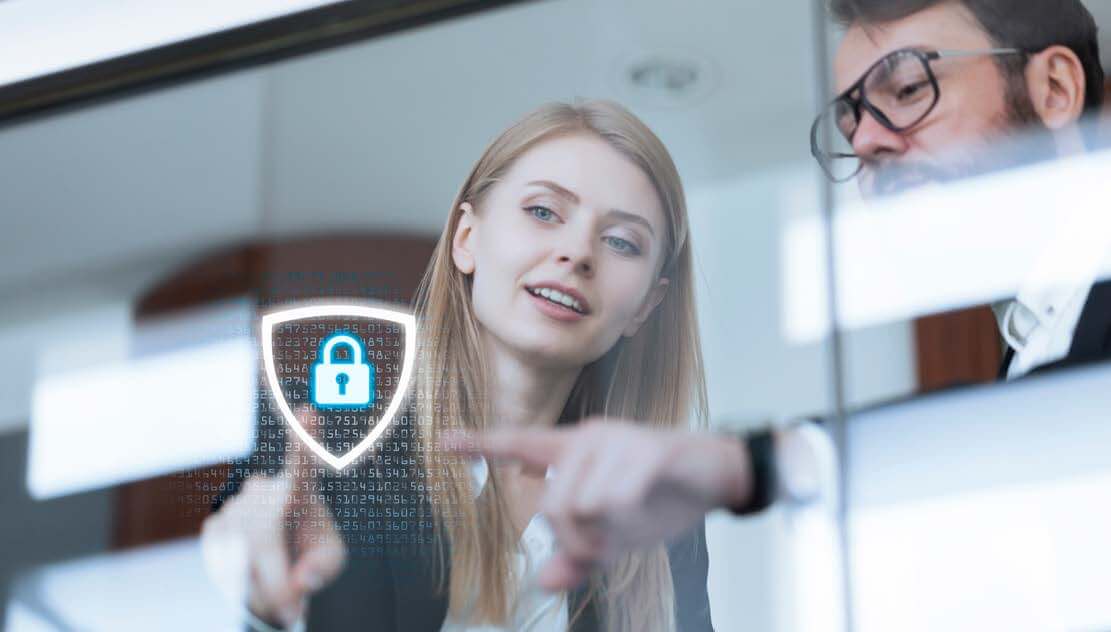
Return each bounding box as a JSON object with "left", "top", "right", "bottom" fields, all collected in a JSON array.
[{"left": 995, "top": 281, "right": 1092, "bottom": 379}]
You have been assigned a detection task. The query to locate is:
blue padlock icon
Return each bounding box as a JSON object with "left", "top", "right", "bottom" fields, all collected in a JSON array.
[{"left": 311, "top": 332, "right": 375, "bottom": 409}]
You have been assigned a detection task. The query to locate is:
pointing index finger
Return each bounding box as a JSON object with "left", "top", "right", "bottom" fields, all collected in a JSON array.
[{"left": 443, "top": 428, "right": 569, "bottom": 471}]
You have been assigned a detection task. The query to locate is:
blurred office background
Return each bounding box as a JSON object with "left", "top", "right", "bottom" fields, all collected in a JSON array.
[{"left": 2, "top": 0, "right": 1111, "bottom": 630}]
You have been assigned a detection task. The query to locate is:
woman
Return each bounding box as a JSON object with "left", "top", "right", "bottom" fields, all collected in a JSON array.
[{"left": 206, "top": 100, "right": 712, "bottom": 632}]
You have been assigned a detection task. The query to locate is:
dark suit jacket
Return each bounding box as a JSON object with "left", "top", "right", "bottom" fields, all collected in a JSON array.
[
  {"left": 214, "top": 414, "right": 714, "bottom": 632},
  {"left": 301, "top": 512, "right": 714, "bottom": 632}
]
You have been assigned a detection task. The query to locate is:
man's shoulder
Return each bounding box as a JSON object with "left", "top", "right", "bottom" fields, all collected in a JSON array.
[{"left": 1067, "top": 279, "right": 1111, "bottom": 362}]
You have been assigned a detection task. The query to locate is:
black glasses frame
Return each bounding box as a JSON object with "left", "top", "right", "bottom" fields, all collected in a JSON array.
[{"left": 810, "top": 47, "right": 1025, "bottom": 182}]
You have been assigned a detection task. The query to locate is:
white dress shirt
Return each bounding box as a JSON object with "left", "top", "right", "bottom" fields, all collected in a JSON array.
[{"left": 440, "top": 457, "right": 568, "bottom": 632}]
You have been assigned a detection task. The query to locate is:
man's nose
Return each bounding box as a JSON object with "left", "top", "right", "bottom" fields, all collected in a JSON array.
[{"left": 851, "top": 109, "right": 908, "bottom": 161}]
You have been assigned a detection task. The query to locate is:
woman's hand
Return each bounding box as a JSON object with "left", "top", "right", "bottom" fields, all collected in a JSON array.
[
  {"left": 201, "top": 417, "right": 346, "bottom": 629},
  {"left": 444, "top": 419, "right": 753, "bottom": 591}
]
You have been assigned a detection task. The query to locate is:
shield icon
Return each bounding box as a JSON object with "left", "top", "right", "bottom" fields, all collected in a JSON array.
[{"left": 260, "top": 302, "right": 417, "bottom": 470}]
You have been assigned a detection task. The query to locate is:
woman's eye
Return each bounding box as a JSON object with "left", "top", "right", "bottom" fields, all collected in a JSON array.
[
  {"left": 526, "top": 205, "right": 559, "bottom": 223},
  {"left": 603, "top": 235, "right": 641, "bottom": 256}
]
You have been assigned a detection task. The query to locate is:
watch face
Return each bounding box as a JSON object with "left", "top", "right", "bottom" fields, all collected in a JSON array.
[{"left": 776, "top": 422, "right": 832, "bottom": 503}]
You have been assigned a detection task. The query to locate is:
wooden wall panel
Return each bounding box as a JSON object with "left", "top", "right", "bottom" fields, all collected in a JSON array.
[{"left": 914, "top": 305, "right": 1003, "bottom": 393}]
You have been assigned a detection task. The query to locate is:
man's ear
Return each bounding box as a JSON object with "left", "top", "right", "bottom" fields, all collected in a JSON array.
[
  {"left": 451, "top": 202, "right": 477, "bottom": 274},
  {"left": 1026, "top": 45, "right": 1086, "bottom": 130},
  {"left": 623, "top": 277, "right": 669, "bottom": 338}
]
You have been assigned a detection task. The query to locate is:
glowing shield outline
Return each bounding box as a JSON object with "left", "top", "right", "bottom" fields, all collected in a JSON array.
[{"left": 261, "top": 303, "right": 417, "bottom": 470}]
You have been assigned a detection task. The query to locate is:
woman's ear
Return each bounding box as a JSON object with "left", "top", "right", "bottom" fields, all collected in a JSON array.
[
  {"left": 1025, "top": 45, "right": 1086, "bottom": 130},
  {"left": 623, "top": 277, "right": 669, "bottom": 337},
  {"left": 452, "top": 202, "right": 477, "bottom": 274}
]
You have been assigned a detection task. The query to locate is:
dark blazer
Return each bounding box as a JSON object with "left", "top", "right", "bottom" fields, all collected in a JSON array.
[
  {"left": 302, "top": 512, "right": 714, "bottom": 632},
  {"left": 214, "top": 414, "right": 714, "bottom": 632}
]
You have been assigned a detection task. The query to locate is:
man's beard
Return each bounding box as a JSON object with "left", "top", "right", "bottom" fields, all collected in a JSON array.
[{"left": 862, "top": 78, "right": 1057, "bottom": 198}]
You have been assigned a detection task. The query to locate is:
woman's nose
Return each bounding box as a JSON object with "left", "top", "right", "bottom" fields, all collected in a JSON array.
[
  {"left": 557, "top": 252, "right": 594, "bottom": 276},
  {"left": 555, "top": 226, "right": 595, "bottom": 277}
]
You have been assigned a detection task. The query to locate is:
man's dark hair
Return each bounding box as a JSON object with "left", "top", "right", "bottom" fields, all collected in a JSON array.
[{"left": 829, "top": 0, "right": 1105, "bottom": 117}]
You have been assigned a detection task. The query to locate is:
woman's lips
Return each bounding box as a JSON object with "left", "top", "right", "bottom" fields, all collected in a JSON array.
[{"left": 526, "top": 289, "right": 587, "bottom": 322}]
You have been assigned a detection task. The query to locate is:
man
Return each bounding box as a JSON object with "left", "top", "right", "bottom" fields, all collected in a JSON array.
[
  {"left": 453, "top": 0, "right": 1107, "bottom": 592},
  {"left": 812, "top": 0, "right": 1108, "bottom": 381}
]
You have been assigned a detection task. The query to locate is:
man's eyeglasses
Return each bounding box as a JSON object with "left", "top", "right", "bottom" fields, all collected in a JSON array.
[{"left": 810, "top": 47, "right": 1025, "bottom": 182}]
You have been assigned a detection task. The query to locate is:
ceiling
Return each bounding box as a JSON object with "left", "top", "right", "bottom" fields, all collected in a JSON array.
[
  {"left": 261, "top": 0, "right": 818, "bottom": 238},
  {"left": 0, "top": 0, "right": 817, "bottom": 300}
]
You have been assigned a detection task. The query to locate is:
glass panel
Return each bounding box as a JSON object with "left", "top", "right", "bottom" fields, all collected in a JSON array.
[{"left": 0, "top": 2, "right": 835, "bottom": 631}]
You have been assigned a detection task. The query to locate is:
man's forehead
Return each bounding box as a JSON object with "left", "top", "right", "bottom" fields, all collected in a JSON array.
[{"left": 832, "top": 2, "right": 993, "bottom": 93}]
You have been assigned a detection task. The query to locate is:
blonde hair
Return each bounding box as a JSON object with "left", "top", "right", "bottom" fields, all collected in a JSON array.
[{"left": 411, "top": 100, "right": 709, "bottom": 632}]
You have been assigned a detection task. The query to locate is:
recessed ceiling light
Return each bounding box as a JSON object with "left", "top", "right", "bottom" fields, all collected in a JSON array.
[{"left": 614, "top": 50, "right": 717, "bottom": 108}]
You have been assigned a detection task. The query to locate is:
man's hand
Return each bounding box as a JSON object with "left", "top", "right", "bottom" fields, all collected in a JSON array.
[
  {"left": 201, "top": 412, "right": 346, "bottom": 629},
  {"left": 444, "top": 419, "right": 754, "bottom": 592}
]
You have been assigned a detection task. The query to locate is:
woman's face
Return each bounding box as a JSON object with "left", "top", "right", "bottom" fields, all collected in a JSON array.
[{"left": 452, "top": 133, "right": 671, "bottom": 369}]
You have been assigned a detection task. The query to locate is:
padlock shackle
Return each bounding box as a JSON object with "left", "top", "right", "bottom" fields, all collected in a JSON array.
[{"left": 320, "top": 333, "right": 364, "bottom": 365}]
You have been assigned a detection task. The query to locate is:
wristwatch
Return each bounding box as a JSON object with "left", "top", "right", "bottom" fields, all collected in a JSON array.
[{"left": 727, "top": 420, "right": 827, "bottom": 515}]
